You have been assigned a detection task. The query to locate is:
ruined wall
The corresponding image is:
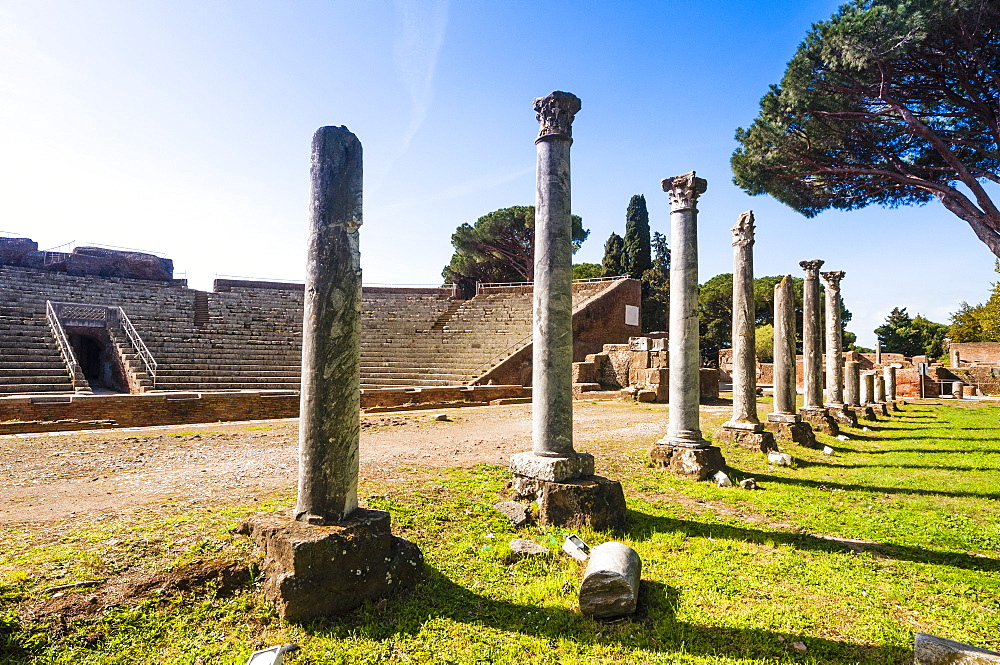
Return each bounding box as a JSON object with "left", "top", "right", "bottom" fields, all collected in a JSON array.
[{"left": 950, "top": 342, "right": 1000, "bottom": 366}]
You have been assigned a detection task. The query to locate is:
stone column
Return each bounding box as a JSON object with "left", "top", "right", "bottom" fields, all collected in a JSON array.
[
  {"left": 875, "top": 340, "right": 882, "bottom": 366},
  {"left": 885, "top": 365, "right": 901, "bottom": 410},
  {"left": 799, "top": 260, "right": 838, "bottom": 434},
  {"left": 844, "top": 360, "right": 860, "bottom": 407},
  {"left": 821, "top": 270, "right": 857, "bottom": 426},
  {"left": 873, "top": 373, "right": 890, "bottom": 415},
  {"left": 508, "top": 92, "right": 625, "bottom": 531},
  {"left": 766, "top": 275, "right": 817, "bottom": 447},
  {"left": 650, "top": 172, "right": 725, "bottom": 478},
  {"left": 717, "top": 212, "right": 775, "bottom": 452},
  {"left": 861, "top": 372, "right": 875, "bottom": 405},
  {"left": 242, "top": 126, "right": 422, "bottom": 622},
  {"left": 296, "top": 126, "right": 365, "bottom": 525}
]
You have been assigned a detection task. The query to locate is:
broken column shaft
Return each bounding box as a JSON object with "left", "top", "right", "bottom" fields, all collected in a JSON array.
[
  {"left": 766, "top": 276, "right": 817, "bottom": 447},
  {"left": 821, "top": 270, "right": 857, "bottom": 426}
]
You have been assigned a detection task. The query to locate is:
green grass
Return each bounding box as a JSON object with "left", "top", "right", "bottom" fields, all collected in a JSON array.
[{"left": 2, "top": 402, "right": 999, "bottom": 663}]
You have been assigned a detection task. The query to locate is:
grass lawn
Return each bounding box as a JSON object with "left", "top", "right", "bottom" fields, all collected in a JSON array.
[{"left": 1, "top": 400, "right": 998, "bottom": 664}]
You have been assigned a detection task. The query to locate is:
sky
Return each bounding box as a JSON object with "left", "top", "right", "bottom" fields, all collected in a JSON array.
[{"left": 1, "top": 0, "right": 997, "bottom": 347}]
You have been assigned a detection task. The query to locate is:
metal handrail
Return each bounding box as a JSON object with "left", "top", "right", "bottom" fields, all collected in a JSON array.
[
  {"left": 475, "top": 275, "right": 627, "bottom": 294},
  {"left": 45, "top": 300, "right": 82, "bottom": 379},
  {"left": 114, "top": 307, "right": 157, "bottom": 387}
]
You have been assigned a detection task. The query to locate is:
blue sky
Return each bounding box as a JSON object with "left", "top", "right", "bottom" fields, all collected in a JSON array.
[{"left": 1, "top": 0, "right": 997, "bottom": 347}]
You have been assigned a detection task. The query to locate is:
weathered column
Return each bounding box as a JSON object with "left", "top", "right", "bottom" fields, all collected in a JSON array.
[
  {"left": 885, "top": 365, "right": 901, "bottom": 410},
  {"left": 296, "top": 127, "right": 364, "bottom": 524},
  {"left": 649, "top": 172, "right": 725, "bottom": 477},
  {"left": 766, "top": 276, "right": 817, "bottom": 447},
  {"left": 875, "top": 373, "right": 887, "bottom": 403},
  {"left": 821, "top": 271, "right": 857, "bottom": 426},
  {"left": 508, "top": 92, "right": 625, "bottom": 531},
  {"left": 861, "top": 372, "right": 875, "bottom": 405},
  {"left": 799, "top": 260, "right": 838, "bottom": 434},
  {"left": 844, "top": 360, "right": 860, "bottom": 407},
  {"left": 717, "top": 212, "right": 775, "bottom": 452},
  {"left": 241, "top": 126, "right": 422, "bottom": 622},
  {"left": 875, "top": 340, "right": 882, "bottom": 366}
]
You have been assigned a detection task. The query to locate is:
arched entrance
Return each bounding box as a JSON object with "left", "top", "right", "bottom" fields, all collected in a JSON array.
[{"left": 68, "top": 331, "right": 126, "bottom": 393}]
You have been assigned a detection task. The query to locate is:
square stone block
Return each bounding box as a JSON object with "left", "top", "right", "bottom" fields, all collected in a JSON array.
[
  {"left": 767, "top": 421, "right": 819, "bottom": 448},
  {"left": 799, "top": 407, "right": 839, "bottom": 435},
  {"left": 509, "top": 452, "right": 594, "bottom": 482},
  {"left": 538, "top": 475, "right": 627, "bottom": 532},
  {"left": 714, "top": 425, "right": 777, "bottom": 453},
  {"left": 239, "top": 509, "right": 422, "bottom": 622},
  {"left": 649, "top": 444, "right": 726, "bottom": 481}
]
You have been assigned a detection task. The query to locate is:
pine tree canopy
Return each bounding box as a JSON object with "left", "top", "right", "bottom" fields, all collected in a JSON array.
[{"left": 732, "top": 0, "right": 1000, "bottom": 257}]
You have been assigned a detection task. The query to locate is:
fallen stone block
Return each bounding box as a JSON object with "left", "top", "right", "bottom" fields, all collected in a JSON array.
[
  {"left": 913, "top": 632, "right": 1000, "bottom": 664},
  {"left": 509, "top": 539, "right": 548, "bottom": 557},
  {"left": 579, "top": 542, "right": 641, "bottom": 618},
  {"left": 739, "top": 478, "right": 758, "bottom": 490},
  {"left": 494, "top": 501, "right": 532, "bottom": 527},
  {"left": 767, "top": 451, "right": 794, "bottom": 466},
  {"left": 822, "top": 445, "right": 834, "bottom": 455},
  {"left": 713, "top": 470, "right": 732, "bottom": 487}
]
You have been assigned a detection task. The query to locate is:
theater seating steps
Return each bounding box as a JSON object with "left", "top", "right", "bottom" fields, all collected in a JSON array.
[{"left": 0, "top": 266, "right": 621, "bottom": 395}]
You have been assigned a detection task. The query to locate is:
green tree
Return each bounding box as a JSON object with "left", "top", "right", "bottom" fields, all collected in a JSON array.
[
  {"left": 755, "top": 324, "right": 775, "bottom": 363},
  {"left": 442, "top": 206, "right": 588, "bottom": 296},
  {"left": 622, "top": 195, "right": 651, "bottom": 279},
  {"left": 949, "top": 301, "right": 987, "bottom": 342},
  {"left": 875, "top": 307, "right": 949, "bottom": 357},
  {"left": 601, "top": 233, "right": 625, "bottom": 277},
  {"left": 640, "top": 231, "right": 671, "bottom": 332},
  {"left": 732, "top": 0, "right": 1000, "bottom": 257},
  {"left": 572, "top": 263, "right": 603, "bottom": 280}
]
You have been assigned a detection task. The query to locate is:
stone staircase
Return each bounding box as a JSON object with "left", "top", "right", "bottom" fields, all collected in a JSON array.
[{"left": 0, "top": 313, "right": 76, "bottom": 394}]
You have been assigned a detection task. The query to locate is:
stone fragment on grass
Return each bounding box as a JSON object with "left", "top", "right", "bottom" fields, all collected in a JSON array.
[
  {"left": 792, "top": 641, "right": 807, "bottom": 652},
  {"left": 509, "top": 539, "right": 548, "bottom": 556},
  {"left": 914, "top": 632, "right": 1000, "bottom": 664},
  {"left": 494, "top": 501, "right": 532, "bottom": 527},
  {"left": 579, "top": 542, "right": 641, "bottom": 618},
  {"left": 562, "top": 535, "right": 590, "bottom": 561},
  {"left": 739, "top": 478, "right": 758, "bottom": 490},
  {"left": 837, "top": 434, "right": 849, "bottom": 441},
  {"left": 822, "top": 445, "right": 834, "bottom": 455},
  {"left": 767, "top": 451, "right": 793, "bottom": 466},
  {"left": 713, "top": 470, "right": 732, "bottom": 487}
]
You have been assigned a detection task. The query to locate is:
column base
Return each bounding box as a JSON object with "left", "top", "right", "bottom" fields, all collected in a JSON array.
[
  {"left": 239, "top": 509, "right": 422, "bottom": 622},
  {"left": 766, "top": 420, "right": 819, "bottom": 448},
  {"left": 509, "top": 452, "right": 594, "bottom": 482},
  {"left": 649, "top": 443, "right": 726, "bottom": 480},
  {"left": 714, "top": 422, "right": 777, "bottom": 453},
  {"left": 875, "top": 402, "right": 890, "bottom": 416},
  {"left": 510, "top": 474, "right": 626, "bottom": 532},
  {"left": 825, "top": 404, "right": 859, "bottom": 427},
  {"left": 799, "top": 407, "right": 839, "bottom": 435},
  {"left": 856, "top": 405, "right": 879, "bottom": 421},
  {"left": 890, "top": 400, "right": 902, "bottom": 411}
]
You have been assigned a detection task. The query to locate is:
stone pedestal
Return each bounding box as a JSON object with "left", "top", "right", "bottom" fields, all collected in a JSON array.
[
  {"left": 799, "top": 406, "right": 839, "bottom": 435},
  {"left": 716, "top": 421, "right": 777, "bottom": 452},
  {"left": 240, "top": 509, "right": 422, "bottom": 622},
  {"left": 649, "top": 444, "right": 727, "bottom": 481},
  {"left": 766, "top": 413, "right": 818, "bottom": 447},
  {"left": 510, "top": 461, "right": 625, "bottom": 532},
  {"left": 826, "top": 404, "right": 859, "bottom": 427},
  {"left": 858, "top": 405, "right": 879, "bottom": 421}
]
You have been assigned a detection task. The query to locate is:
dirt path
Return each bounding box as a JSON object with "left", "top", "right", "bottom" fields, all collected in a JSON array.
[{"left": 2, "top": 401, "right": 730, "bottom": 525}]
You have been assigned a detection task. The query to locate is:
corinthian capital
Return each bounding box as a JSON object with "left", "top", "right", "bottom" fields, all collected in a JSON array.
[
  {"left": 732, "top": 211, "right": 755, "bottom": 247},
  {"left": 821, "top": 270, "right": 845, "bottom": 290},
  {"left": 661, "top": 171, "right": 707, "bottom": 212},
  {"left": 799, "top": 259, "right": 825, "bottom": 279},
  {"left": 534, "top": 91, "right": 581, "bottom": 141}
]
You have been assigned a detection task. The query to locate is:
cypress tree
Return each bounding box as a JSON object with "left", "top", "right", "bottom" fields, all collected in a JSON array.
[
  {"left": 601, "top": 233, "right": 625, "bottom": 277},
  {"left": 622, "top": 194, "right": 651, "bottom": 279}
]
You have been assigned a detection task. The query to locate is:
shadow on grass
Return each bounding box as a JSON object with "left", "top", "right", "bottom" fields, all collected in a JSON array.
[
  {"left": 625, "top": 509, "right": 1000, "bottom": 573},
  {"left": 795, "top": 460, "right": 997, "bottom": 473},
  {"left": 300, "top": 566, "right": 911, "bottom": 664},
  {"left": 742, "top": 471, "right": 1000, "bottom": 501}
]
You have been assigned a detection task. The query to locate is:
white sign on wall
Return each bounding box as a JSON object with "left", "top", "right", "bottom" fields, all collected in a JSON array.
[{"left": 625, "top": 305, "right": 639, "bottom": 327}]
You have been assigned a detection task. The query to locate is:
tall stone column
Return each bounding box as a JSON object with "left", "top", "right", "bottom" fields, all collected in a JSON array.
[
  {"left": 717, "top": 212, "right": 775, "bottom": 452},
  {"left": 821, "top": 270, "right": 857, "bottom": 426},
  {"left": 508, "top": 92, "right": 625, "bottom": 531},
  {"left": 241, "top": 126, "right": 422, "bottom": 622},
  {"left": 650, "top": 172, "right": 725, "bottom": 478},
  {"left": 766, "top": 275, "right": 817, "bottom": 447},
  {"left": 799, "top": 260, "right": 838, "bottom": 434},
  {"left": 875, "top": 340, "right": 882, "bottom": 366}
]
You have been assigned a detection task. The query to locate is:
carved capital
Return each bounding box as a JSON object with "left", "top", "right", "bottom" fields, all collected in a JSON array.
[
  {"left": 732, "top": 211, "right": 755, "bottom": 247},
  {"left": 821, "top": 270, "right": 845, "bottom": 290},
  {"left": 661, "top": 171, "right": 707, "bottom": 212},
  {"left": 534, "top": 91, "right": 581, "bottom": 141},
  {"left": 799, "top": 259, "right": 825, "bottom": 279}
]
